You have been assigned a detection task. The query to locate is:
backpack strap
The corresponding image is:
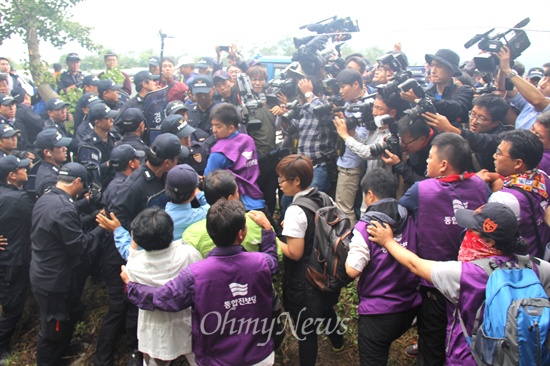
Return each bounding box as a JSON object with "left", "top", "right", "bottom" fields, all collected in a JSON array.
[
  {"left": 470, "top": 257, "right": 497, "bottom": 277},
  {"left": 508, "top": 186, "right": 543, "bottom": 256},
  {"left": 292, "top": 196, "right": 321, "bottom": 214}
]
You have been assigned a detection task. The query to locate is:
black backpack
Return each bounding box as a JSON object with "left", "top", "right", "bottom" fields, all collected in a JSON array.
[{"left": 292, "top": 192, "right": 354, "bottom": 293}]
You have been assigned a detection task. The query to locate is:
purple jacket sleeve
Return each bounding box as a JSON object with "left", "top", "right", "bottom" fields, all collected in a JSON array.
[
  {"left": 259, "top": 229, "right": 278, "bottom": 275},
  {"left": 126, "top": 267, "right": 195, "bottom": 311}
]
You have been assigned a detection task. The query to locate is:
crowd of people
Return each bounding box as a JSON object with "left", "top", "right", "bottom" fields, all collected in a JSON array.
[{"left": 0, "top": 37, "right": 549, "bottom": 366}]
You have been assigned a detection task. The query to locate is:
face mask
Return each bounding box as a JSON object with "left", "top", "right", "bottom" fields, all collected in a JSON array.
[{"left": 374, "top": 114, "right": 393, "bottom": 128}]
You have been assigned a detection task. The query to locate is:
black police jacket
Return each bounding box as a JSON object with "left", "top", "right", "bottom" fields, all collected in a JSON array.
[
  {"left": 35, "top": 161, "right": 59, "bottom": 197},
  {"left": 15, "top": 103, "right": 44, "bottom": 145},
  {"left": 0, "top": 183, "right": 34, "bottom": 266},
  {"left": 111, "top": 164, "right": 165, "bottom": 231},
  {"left": 30, "top": 187, "right": 100, "bottom": 293},
  {"left": 57, "top": 70, "right": 83, "bottom": 92},
  {"left": 117, "top": 133, "right": 149, "bottom": 153}
]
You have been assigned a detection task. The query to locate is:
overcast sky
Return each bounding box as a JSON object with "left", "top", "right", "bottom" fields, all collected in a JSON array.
[{"left": 1, "top": 0, "right": 549, "bottom": 69}]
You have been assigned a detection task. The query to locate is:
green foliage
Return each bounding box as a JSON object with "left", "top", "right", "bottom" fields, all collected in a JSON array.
[
  {"left": 100, "top": 68, "right": 125, "bottom": 85},
  {"left": 59, "top": 87, "right": 82, "bottom": 114},
  {"left": 337, "top": 281, "right": 360, "bottom": 346}
]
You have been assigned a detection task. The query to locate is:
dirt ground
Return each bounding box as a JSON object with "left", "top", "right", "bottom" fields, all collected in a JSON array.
[{"left": 3, "top": 279, "right": 418, "bottom": 366}]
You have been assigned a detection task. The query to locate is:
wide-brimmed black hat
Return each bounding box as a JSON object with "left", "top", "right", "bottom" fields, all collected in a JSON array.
[{"left": 425, "top": 49, "right": 461, "bottom": 76}]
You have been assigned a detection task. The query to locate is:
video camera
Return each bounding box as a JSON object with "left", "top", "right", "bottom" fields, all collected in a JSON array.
[
  {"left": 281, "top": 100, "right": 303, "bottom": 124},
  {"left": 299, "top": 16, "right": 360, "bottom": 35},
  {"left": 369, "top": 115, "right": 401, "bottom": 158},
  {"left": 236, "top": 73, "right": 265, "bottom": 130},
  {"left": 464, "top": 18, "right": 531, "bottom": 73},
  {"left": 342, "top": 94, "right": 376, "bottom": 130},
  {"left": 312, "top": 78, "right": 345, "bottom": 118},
  {"left": 399, "top": 79, "right": 437, "bottom": 119}
]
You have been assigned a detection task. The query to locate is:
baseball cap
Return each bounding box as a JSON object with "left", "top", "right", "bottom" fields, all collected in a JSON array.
[
  {"left": 213, "top": 70, "right": 231, "bottom": 84},
  {"left": 150, "top": 133, "right": 182, "bottom": 160},
  {"left": 66, "top": 53, "right": 80, "bottom": 62},
  {"left": 148, "top": 56, "right": 160, "bottom": 67},
  {"left": 119, "top": 108, "right": 145, "bottom": 132},
  {"left": 0, "top": 94, "right": 16, "bottom": 106},
  {"left": 456, "top": 202, "right": 519, "bottom": 243},
  {"left": 165, "top": 100, "right": 188, "bottom": 116},
  {"left": 176, "top": 56, "right": 195, "bottom": 68},
  {"left": 78, "top": 92, "right": 99, "bottom": 108},
  {"left": 109, "top": 144, "right": 145, "bottom": 169},
  {"left": 0, "top": 123, "right": 20, "bottom": 138},
  {"left": 11, "top": 86, "right": 26, "bottom": 104},
  {"left": 197, "top": 57, "right": 214, "bottom": 69},
  {"left": 82, "top": 75, "right": 100, "bottom": 87},
  {"left": 527, "top": 67, "right": 544, "bottom": 80},
  {"left": 89, "top": 103, "right": 119, "bottom": 122},
  {"left": 46, "top": 98, "right": 68, "bottom": 111},
  {"left": 98, "top": 79, "right": 122, "bottom": 95},
  {"left": 166, "top": 164, "right": 199, "bottom": 196},
  {"left": 0, "top": 155, "right": 30, "bottom": 180},
  {"left": 35, "top": 129, "right": 72, "bottom": 149},
  {"left": 59, "top": 162, "right": 88, "bottom": 185},
  {"left": 161, "top": 115, "right": 196, "bottom": 138},
  {"left": 190, "top": 75, "right": 213, "bottom": 94},
  {"left": 133, "top": 70, "right": 158, "bottom": 87}
]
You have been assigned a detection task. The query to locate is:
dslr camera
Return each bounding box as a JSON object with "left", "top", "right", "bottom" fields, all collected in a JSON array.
[{"left": 369, "top": 115, "right": 402, "bottom": 158}]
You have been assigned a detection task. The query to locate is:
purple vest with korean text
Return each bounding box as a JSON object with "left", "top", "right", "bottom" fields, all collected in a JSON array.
[
  {"left": 190, "top": 251, "right": 273, "bottom": 365},
  {"left": 211, "top": 133, "right": 264, "bottom": 199},
  {"left": 355, "top": 220, "right": 422, "bottom": 315}
]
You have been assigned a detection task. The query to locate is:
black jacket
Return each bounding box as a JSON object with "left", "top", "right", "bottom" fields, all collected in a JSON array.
[
  {"left": 426, "top": 83, "right": 473, "bottom": 126},
  {"left": 460, "top": 124, "right": 514, "bottom": 172},
  {"left": 30, "top": 187, "right": 100, "bottom": 292},
  {"left": 392, "top": 131, "right": 436, "bottom": 186},
  {"left": 0, "top": 183, "right": 34, "bottom": 266}
]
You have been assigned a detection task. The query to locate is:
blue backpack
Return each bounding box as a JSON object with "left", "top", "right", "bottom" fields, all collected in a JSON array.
[{"left": 459, "top": 255, "right": 550, "bottom": 365}]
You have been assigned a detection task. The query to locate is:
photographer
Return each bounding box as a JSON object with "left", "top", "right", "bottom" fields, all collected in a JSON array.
[
  {"left": 401, "top": 49, "right": 473, "bottom": 127},
  {"left": 280, "top": 74, "right": 335, "bottom": 194},
  {"left": 496, "top": 45, "right": 550, "bottom": 130},
  {"left": 423, "top": 94, "right": 513, "bottom": 171},
  {"left": 382, "top": 115, "right": 436, "bottom": 187}
]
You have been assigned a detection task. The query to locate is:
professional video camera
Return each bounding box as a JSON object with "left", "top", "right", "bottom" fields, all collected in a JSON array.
[
  {"left": 299, "top": 16, "right": 360, "bottom": 35},
  {"left": 265, "top": 65, "right": 298, "bottom": 103},
  {"left": 399, "top": 79, "right": 437, "bottom": 119},
  {"left": 376, "top": 54, "right": 413, "bottom": 99},
  {"left": 236, "top": 73, "right": 265, "bottom": 130},
  {"left": 281, "top": 100, "right": 303, "bottom": 124},
  {"left": 369, "top": 115, "right": 402, "bottom": 158},
  {"left": 464, "top": 18, "right": 531, "bottom": 73},
  {"left": 342, "top": 94, "right": 376, "bottom": 130},
  {"left": 474, "top": 74, "right": 498, "bottom": 95}
]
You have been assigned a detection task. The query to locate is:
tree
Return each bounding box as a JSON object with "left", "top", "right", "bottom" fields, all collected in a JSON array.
[{"left": 0, "top": 0, "right": 100, "bottom": 100}]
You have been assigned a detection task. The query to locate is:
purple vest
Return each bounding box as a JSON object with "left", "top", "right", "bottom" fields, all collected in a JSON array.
[
  {"left": 503, "top": 185, "right": 550, "bottom": 257},
  {"left": 538, "top": 150, "right": 550, "bottom": 175},
  {"left": 190, "top": 251, "right": 273, "bottom": 365},
  {"left": 355, "top": 220, "right": 422, "bottom": 315},
  {"left": 211, "top": 133, "right": 264, "bottom": 199}
]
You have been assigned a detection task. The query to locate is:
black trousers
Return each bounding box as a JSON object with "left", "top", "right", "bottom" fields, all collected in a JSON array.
[
  {"left": 257, "top": 155, "right": 279, "bottom": 216},
  {"left": 358, "top": 308, "right": 418, "bottom": 366},
  {"left": 0, "top": 265, "right": 29, "bottom": 354},
  {"left": 33, "top": 288, "right": 82, "bottom": 366},
  {"left": 417, "top": 286, "right": 447, "bottom": 366},
  {"left": 93, "top": 261, "right": 138, "bottom": 366}
]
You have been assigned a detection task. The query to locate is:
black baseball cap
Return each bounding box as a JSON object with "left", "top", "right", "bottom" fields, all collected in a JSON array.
[
  {"left": 150, "top": 133, "right": 182, "bottom": 160},
  {"left": 190, "top": 75, "right": 213, "bottom": 94},
  {"left": 11, "top": 86, "right": 26, "bottom": 104},
  {"left": 212, "top": 70, "right": 231, "bottom": 84},
  {"left": 46, "top": 98, "right": 68, "bottom": 111},
  {"left": 0, "top": 94, "right": 16, "bottom": 106},
  {"left": 35, "top": 129, "right": 72, "bottom": 149},
  {"left": 78, "top": 92, "right": 99, "bottom": 108},
  {"left": 165, "top": 100, "right": 188, "bottom": 116},
  {"left": 527, "top": 67, "right": 544, "bottom": 81},
  {"left": 110, "top": 144, "right": 145, "bottom": 169},
  {"left": 0, "top": 155, "right": 30, "bottom": 180},
  {"left": 148, "top": 56, "right": 160, "bottom": 67},
  {"left": 66, "top": 53, "right": 80, "bottom": 62},
  {"left": 197, "top": 57, "right": 214, "bottom": 68},
  {"left": 59, "top": 162, "right": 88, "bottom": 185},
  {"left": 456, "top": 202, "right": 519, "bottom": 243},
  {"left": 83, "top": 75, "right": 100, "bottom": 87},
  {"left": 0, "top": 123, "right": 20, "bottom": 138},
  {"left": 98, "top": 79, "right": 122, "bottom": 95},
  {"left": 120, "top": 108, "right": 145, "bottom": 132},
  {"left": 161, "top": 115, "right": 196, "bottom": 138},
  {"left": 166, "top": 164, "right": 198, "bottom": 199},
  {"left": 88, "top": 103, "right": 119, "bottom": 122},
  {"left": 134, "top": 70, "right": 158, "bottom": 87}
]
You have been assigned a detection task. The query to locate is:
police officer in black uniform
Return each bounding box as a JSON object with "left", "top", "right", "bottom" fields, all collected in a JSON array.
[
  {"left": 160, "top": 114, "right": 208, "bottom": 175},
  {"left": 43, "top": 97, "right": 79, "bottom": 154},
  {"left": 79, "top": 102, "right": 118, "bottom": 188},
  {"left": 30, "top": 162, "right": 101, "bottom": 366},
  {"left": 0, "top": 155, "right": 34, "bottom": 363},
  {"left": 57, "top": 53, "right": 84, "bottom": 93},
  {"left": 115, "top": 108, "right": 149, "bottom": 153},
  {"left": 93, "top": 145, "right": 144, "bottom": 366},
  {"left": 12, "top": 86, "right": 44, "bottom": 146},
  {"left": 74, "top": 93, "right": 100, "bottom": 144},
  {"left": 33, "top": 129, "right": 72, "bottom": 197},
  {"left": 97, "top": 79, "right": 123, "bottom": 111},
  {"left": 187, "top": 75, "right": 218, "bottom": 144},
  {"left": 0, "top": 94, "right": 33, "bottom": 158}
]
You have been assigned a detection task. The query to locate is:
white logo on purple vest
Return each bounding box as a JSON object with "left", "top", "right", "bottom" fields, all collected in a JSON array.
[
  {"left": 241, "top": 151, "right": 253, "bottom": 160},
  {"left": 229, "top": 283, "right": 248, "bottom": 297},
  {"left": 452, "top": 199, "right": 468, "bottom": 214}
]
